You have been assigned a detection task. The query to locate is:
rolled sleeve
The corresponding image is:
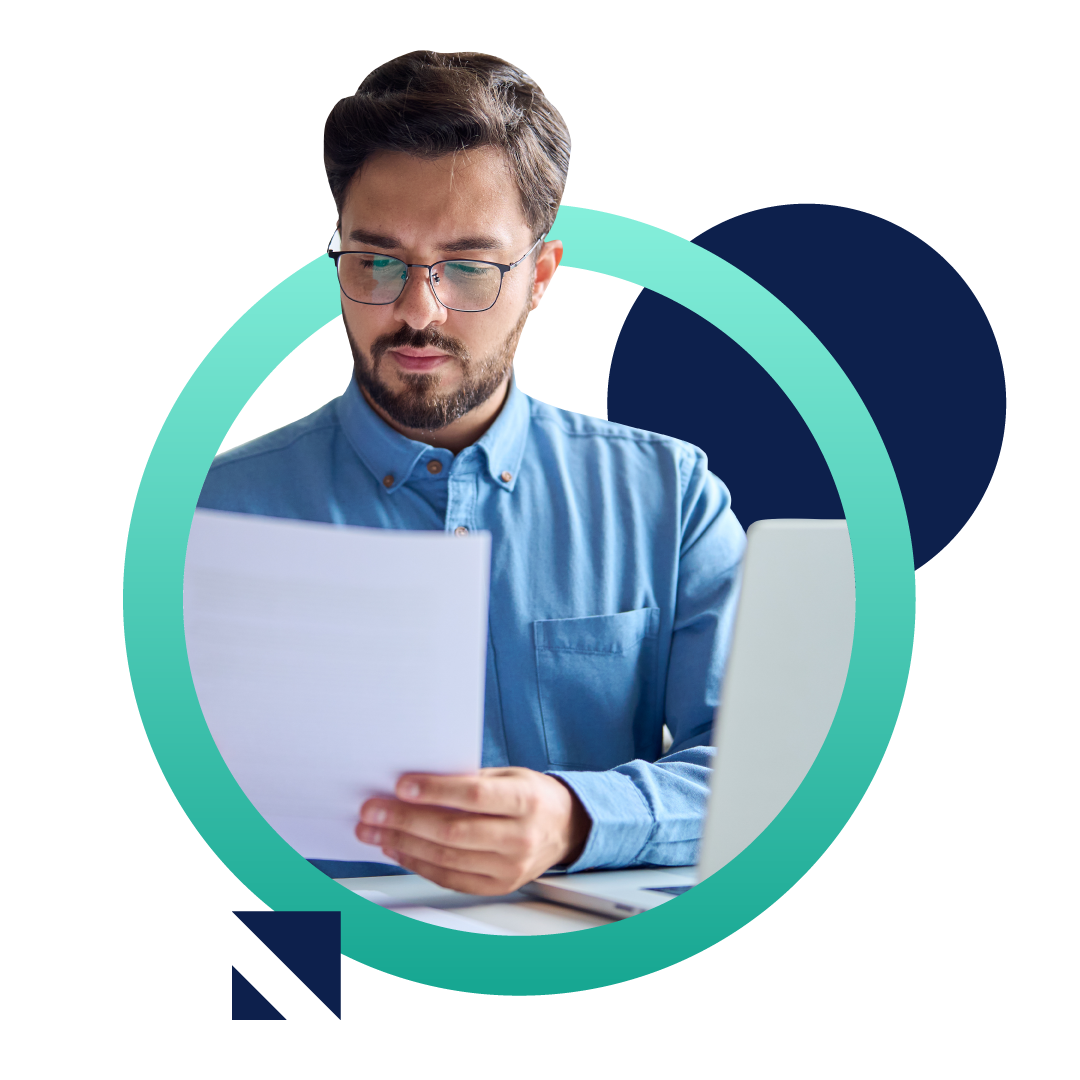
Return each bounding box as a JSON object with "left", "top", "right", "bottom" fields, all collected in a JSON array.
[{"left": 550, "top": 745, "right": 716, "bottom": 871}]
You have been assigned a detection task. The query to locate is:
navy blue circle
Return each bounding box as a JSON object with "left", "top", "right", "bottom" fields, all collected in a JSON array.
[{"left": 607, "top": 204, "right": 1006, "bottom": 569}]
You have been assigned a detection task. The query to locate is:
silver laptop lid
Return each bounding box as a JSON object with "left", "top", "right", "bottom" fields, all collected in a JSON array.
[{"left": 698, "top": 519, "right": 855, "bottom": 881}]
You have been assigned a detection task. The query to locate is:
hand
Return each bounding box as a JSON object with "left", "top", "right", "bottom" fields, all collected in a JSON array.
[{"left": 356, "top": 767, "right": 591, "bottom": 895}]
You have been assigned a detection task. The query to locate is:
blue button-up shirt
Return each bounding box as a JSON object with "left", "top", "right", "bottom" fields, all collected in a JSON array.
[{"left": 198, "top": 378, "right": 745, "bottom": 871}]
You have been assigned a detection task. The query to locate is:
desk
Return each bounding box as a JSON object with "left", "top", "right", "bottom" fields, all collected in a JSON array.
[{"left": 335, "top": 867, "right": 693, "bottom": 934}]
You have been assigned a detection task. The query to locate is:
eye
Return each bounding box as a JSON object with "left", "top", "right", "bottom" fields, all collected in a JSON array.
[{"left": 443, "top": 261, "right": 497, "bottom": 279}]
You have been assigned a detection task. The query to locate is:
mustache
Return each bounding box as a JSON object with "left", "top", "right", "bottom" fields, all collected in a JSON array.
[{"left": 370, "top": 325, "right": 470, "bottom": 364}]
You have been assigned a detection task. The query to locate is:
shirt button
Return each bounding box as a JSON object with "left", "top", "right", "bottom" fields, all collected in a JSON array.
[
  {"left": 427, "top": 460, "right": 442, "bottom": 475},
  {"left": 382, "top": 474, "right": 394, "bottom": 488},
  {"left": 454, "top": 526, "right": 469, "bottom": 537},
  {"left": 500, "top": 471, "right": 513, "bottom": 483}
]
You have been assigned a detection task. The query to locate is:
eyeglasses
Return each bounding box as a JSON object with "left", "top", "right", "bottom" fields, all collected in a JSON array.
[{"left": 327, "top": 231, "right": 544, "bottom": 313}]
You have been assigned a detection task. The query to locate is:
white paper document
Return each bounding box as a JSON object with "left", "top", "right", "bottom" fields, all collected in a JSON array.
[{"left": 183, "top": 509, "right": 491, "bottom": 862}]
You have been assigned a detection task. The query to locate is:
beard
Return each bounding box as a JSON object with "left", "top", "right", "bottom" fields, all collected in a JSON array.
[{"left": 345, "top": 304, "right": 530, "bottom": 432}]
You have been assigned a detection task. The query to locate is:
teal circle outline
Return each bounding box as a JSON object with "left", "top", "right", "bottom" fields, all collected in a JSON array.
[{"left": 124, "top": 206, "right": 914, "bottom": 995}]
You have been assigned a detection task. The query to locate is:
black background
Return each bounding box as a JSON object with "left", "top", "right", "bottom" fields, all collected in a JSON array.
[{"left": 118, "top": 46, "right": 1002, "bottom": 1006}]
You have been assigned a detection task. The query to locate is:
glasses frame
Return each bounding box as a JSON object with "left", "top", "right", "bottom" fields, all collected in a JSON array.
[{"left": 326, "top": 232, "right": 545, "bottom": 313}]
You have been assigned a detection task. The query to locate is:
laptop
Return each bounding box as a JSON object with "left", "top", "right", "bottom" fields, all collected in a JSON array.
[{"left": 519, "top": 518, "right": 856, "bottom": 918}]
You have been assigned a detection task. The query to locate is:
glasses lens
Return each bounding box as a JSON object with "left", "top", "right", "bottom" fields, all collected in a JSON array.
[
  {"left": 431, "top": 260, "right": 502, "bottom": 311},
  {"left": 337, "top": 253, "right": 408, "bottom": 304}
]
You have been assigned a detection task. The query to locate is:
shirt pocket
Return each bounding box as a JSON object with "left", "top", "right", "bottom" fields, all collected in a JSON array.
[{"left": 534, "top": 607, "right": 661, "bottom": 770}]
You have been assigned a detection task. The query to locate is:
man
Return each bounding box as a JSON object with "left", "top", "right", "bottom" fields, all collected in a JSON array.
[{"left": 198, "top": 51, "right": 745, "bottom": 896}]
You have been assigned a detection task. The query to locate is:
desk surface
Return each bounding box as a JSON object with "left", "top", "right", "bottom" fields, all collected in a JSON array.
[{"left": 335, "top": 867, "right": 693, "bottom": 935}]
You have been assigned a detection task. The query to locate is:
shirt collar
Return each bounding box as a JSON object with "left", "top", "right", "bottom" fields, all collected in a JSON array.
[{"left": 337, "top": 376, "right": 529, "bottom": 494}]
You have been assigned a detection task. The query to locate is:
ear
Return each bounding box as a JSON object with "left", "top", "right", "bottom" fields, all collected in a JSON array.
[{"left": 529, "top": 239, "right": 564, "bottom": 310}]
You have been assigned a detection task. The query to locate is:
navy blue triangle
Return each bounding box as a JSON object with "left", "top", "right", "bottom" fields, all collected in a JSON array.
[{"left": 232, "top": 967, "right": 284, "bottom": 1020}]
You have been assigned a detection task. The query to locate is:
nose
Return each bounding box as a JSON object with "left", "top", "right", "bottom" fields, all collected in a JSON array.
[{"left": 392, "top": 264, "right": 449, "bottom": 330}]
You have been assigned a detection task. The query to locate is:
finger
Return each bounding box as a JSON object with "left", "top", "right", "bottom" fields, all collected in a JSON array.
[
  {"left": 363, "top": 828, "right": 513, "bottom": 878},
  {"left": 386, "top": 849, "right": 518, "bottom": 897},
  {"left": 358, "top": 800, "right": 520, "bottom": 852},
  {"left": 395, "top": 772, "right": 533, "bottom": 817}
]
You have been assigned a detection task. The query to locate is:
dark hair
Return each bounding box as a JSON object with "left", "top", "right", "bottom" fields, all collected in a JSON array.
[{"left": 324, "top": 51, "right": 570, "bottom": 238}]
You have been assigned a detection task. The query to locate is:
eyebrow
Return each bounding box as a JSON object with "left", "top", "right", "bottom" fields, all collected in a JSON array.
[{"left": 346, "top": 229, "right": 505, "bottom": 254}]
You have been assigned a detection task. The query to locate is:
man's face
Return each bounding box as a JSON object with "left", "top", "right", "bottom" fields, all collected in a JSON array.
[{"left": 338, "top": 147, "right": 548, "bottom": 431}]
